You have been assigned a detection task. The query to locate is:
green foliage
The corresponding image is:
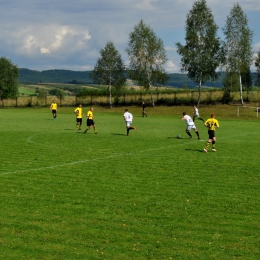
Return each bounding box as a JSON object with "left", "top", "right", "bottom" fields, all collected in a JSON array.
[
  {"left": 19, "top": 68, "right": 93, "bottom": 84},
  {"left": 222, "top": 72, "right": 240, "bottom": 92},
  {"left": 222, "top": 3, "right": 253, "bottom": 105},
  {"left": 90, "top": 41, "right": 127, "bottom": 107},
  {"left": 1, "top": 107, "right": 260, "bottom": 259},
  {"left": 255, "top": 48, "right": 260, "bottom": 87},
  {"left": 175, "top": 0, "right": 224, "bottom": 106},
  {"left": 90, "top": 41, "right": 126, "bottom": 90},
  {"left": 37, "top": 89, "right": 47, "bottom": 99},
  {"left": 0, "top": 57, "right": 19, "bottom": 99},
  {"left": 126, "top": 19, "right": 168, "bottom": 106}
]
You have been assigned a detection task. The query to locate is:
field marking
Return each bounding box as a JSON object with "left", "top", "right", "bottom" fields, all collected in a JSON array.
[
  {"left": 0, "top": 143, "right": 188, "bottom": 176},
  {"left": 3, "top": 129, "right": 257, "bottom": 176}
]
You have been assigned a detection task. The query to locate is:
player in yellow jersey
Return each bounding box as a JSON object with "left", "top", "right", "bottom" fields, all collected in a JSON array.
[
  {"left": 84, "top": 107, "right": 97, "bottom": 134},
  {"left": 74, "top": 104, "right": 83, "bottom": 130},
  {"left": 203, "top": 114, "right": 219, "bottom": 153},
  {"left": 50, "top": 100, "right": 58, "bottom": 119}
]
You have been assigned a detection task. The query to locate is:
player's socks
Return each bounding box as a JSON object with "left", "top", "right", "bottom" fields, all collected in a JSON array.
[
  {"left": 205, "top": 142, "right": 210, "bottom": 150},
  {"left": 187, "top": 132, "right": 192, "bottom": 137}
]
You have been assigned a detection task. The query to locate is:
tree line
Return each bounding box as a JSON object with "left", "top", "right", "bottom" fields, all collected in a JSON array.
[{"left": 1, "top": 0, "right": 260, "bottom": 107}]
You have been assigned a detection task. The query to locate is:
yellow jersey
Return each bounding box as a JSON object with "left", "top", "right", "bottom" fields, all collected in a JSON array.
[
  {"left": 74, "top": 107, "right": 83, "bottom": 118},
  {"left": 50, "top": 102, "right": 57, "bottom": 110},
  {"left": 87, "top": 110, "right": 94, "bottom": 120},
  {"left": 204, "top": 118, "right": 219, "bottom": 131}
]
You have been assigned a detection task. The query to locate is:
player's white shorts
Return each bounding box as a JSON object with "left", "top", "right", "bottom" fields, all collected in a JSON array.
[
  {"left": 187, "top": 124, "right": 196, "bottom": 131},
  {"left": 125, "top": 121, "right": 132, "bottom": 127}
]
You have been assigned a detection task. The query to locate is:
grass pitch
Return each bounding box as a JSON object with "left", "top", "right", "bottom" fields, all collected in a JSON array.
[{"left": 0, "top": 105, "right": 259, "bottom": 259}]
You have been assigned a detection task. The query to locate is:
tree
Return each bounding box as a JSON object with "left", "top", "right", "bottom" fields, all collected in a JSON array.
[
  {"left": 126, "top": 20, "right": 168, "bottom": 106},
  {"left": 175, "top": 0, "right": 224, "bottom": 106},
  {"left": 0, "top": 57, "right": 19, "bottom": 100},
  {"left": 241, "top": 67, "right": 252, "bottom": 94},
  {"left": 90, "top": 41, "right": 126, "bottom": 108},
  {"left": 222, "top": 3, "right": 253, "bottom": 105},
  {"left": 255, "top": 48, "right": 260, "bottom": 87}
]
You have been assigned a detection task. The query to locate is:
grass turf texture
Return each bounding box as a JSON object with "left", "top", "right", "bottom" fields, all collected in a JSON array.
[{"left": 0, "top": 105, "right": 259, "bottom": 259}]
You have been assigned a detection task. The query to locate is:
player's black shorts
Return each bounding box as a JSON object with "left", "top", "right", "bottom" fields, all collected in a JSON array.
[
  {"left": 76, "top": 118, "right": 82, "bottom": 124},
  {"left": 52, "top": 110, "right": 57, "bottom": 114},
  {"left": 208, "top": 130, "right": 215, "bottom": 139},
  {"left": 87, "top": 119, "right": 95, "bottom": 126}
]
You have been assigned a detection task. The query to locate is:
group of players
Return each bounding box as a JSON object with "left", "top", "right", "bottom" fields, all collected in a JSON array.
[
  {"left": 50, "top": 100, "right": 97, "bottom": 134},
  {"left": 50, "top": 100, "right": 219, "bottom": 153},
  {"left": 181, "top": 105, "right": 220, "bottom": 153}
]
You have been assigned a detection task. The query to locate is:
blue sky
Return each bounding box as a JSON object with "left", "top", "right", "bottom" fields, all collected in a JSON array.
[{"left": 0, "top": 0, "right": 259, "bottom": 73}]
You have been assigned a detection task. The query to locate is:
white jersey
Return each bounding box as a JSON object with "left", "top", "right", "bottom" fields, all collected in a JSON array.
[
  {"left": 194, "top": 107, "right": 199, "bottom": 116},
  {"left": 183, "top": 115, "right": 194, "bottom": 126},
  {"left": 124, "top": 111, "right": 133, "bottom": 122}
]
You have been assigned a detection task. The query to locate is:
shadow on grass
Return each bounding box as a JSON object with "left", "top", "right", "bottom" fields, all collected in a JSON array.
[
  {"left": 185, "top": 148, "right": 205, "bottom": 153},
  {"left": 111, "top": 133, "right": 126, "bottom": 136},
  {"left": 167, "top": 137, "right": 185, "bottom": 139}
]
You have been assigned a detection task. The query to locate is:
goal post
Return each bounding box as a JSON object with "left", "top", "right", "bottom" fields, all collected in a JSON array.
[{"left": 237, "top": 106, "right": 259, "bottom": 118}]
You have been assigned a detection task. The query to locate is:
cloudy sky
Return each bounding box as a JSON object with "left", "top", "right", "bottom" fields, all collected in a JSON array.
[{"left": 1, "top": 0, "right": 260, "bottom": 73}]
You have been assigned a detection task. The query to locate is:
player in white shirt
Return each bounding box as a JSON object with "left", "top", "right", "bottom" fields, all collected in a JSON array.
[
  {"left": 193, "top": 105, "right": 204, "bottom": 122},
  {"left": 181, "top": 112, "right": 200, "bottom": 139},
  {"left": 123, "top": 109, "right": 136, "bottom": 136}
]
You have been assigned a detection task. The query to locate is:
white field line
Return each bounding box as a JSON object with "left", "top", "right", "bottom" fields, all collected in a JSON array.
[
  {"left": 4, "top": 128, "right": 252, "bottom": 176},
  {"left": 1, "top": 144, "right": 186, "bottom": 176}
]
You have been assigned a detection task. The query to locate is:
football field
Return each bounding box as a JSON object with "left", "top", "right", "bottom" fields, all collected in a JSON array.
[{"left": 0, "top": 106, "right": 259, "bottom": 259}]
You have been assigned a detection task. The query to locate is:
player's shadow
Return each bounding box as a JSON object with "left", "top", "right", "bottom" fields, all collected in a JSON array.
[
  {"left": 111, "top": 133, "right": 126, "bottom": 136},
  {"left": 185, "top": 148, "right": 204, "bottom": 153}
]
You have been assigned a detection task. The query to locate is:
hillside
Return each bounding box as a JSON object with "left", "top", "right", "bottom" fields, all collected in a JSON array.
[
  {"left": 18, "top": 68, "right": 224, "bottom": 88},
  {"left": 18, "top": 68, "right": 93, "bottom": 84}
]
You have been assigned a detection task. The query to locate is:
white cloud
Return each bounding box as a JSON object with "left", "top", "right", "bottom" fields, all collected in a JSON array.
[
  {"left": 253, "top": 42, "right": 260, "bottom": 52},
  {"left": 40, "top": 48, "right": 50, "bottom": 54},
  {"left": 165, "top": 46, "right": 176, "bottom": 52},
  {"left": 0, "top": 0, "right": 259, "bottom": 72},
  {"left": 165, "top": 60, "right": 178, "bottom": 73}
]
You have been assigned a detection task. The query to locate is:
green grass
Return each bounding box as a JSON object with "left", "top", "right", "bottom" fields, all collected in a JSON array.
[{"left": 0, "top": 106, "right": 259, "bottom": 259}]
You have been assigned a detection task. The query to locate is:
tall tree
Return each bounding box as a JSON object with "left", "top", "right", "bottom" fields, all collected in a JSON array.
[
  {"left": 90, "top": 41, "right": 126, "bottom": 108},
  {"left": 241, "top": 67, "right": 253, "bottom": 101},
  {"left": 126, "top": 20, "right": 168, "bottom": 106},
  {"left": 255, "top": 48, "right": 260, "bottom": 87},
  {"left": 0, "top": 57, "right": 19, "bottom": 100},
  {"left": 222, "top": 3, "right": 253, "bottom": 105},
  {"left": 175, "top": 0, "right": 224, "bottom": 106}
]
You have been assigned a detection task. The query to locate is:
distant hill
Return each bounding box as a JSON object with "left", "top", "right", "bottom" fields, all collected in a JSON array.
[
  {"left": 167, "top": 73, "right": 224, "bottom": 88},
  {"left": 18, "top": 68, "right": 224, "bottom": 88},
  {"left": 18, "top": 68, "right": 93, "bottom": 84}
]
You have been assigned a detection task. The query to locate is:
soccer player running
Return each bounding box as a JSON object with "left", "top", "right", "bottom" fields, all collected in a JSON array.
[
  {"left": 203, "top": 113, "right": 219, "bottom": 153},
  {"left": 84, "top": 107, "right": 97, "bottom": 134},
  {"left": 74, "top": 104, "right": 83, "bottom": 131},
  {"left": 50, "top": 100, "right": 58, "bottom": 119},
  {"left": 142, "top": 101, "right": 148, "bottom": 117},
  {"left": 181, "top": 112, "right": 200, "bottom": 140},
  {"left": 193, "top": 105, "right": 204, "bottom": 122},
  {"left": 123, "top": 109, "right": 136, "bottom": 136}
]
